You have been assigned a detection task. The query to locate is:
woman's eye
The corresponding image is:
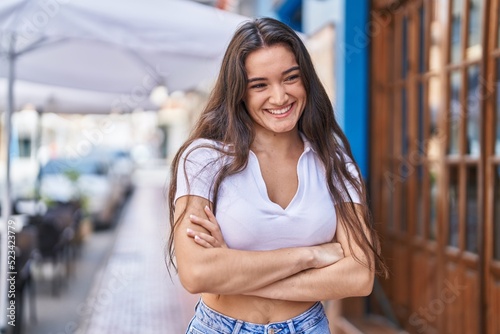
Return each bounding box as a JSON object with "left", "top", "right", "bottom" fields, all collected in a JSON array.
[
  {"left": 250, "top": 83, "right": 266, "bottom": 89},
  {"left": 285, "top": 75, "right": 300, "bottom": 82}
]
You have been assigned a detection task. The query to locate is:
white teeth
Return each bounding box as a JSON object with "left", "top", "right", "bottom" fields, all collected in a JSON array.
[{"left": 266, "top": 104, "right": 292, "bottom": 115}]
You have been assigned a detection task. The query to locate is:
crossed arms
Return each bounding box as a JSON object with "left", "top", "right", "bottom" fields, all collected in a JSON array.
[{"left": 173, "top": 195, "right": 374, "bottom": 302}]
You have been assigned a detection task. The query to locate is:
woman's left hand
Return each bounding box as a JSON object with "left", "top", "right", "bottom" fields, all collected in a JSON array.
[{"left": 187, "top": 206, "right": 228, "bottom": 248}]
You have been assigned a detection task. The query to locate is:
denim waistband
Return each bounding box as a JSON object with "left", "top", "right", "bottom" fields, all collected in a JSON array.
[{"left": 193, "top": 298, "right": 326, "bottom": 334}]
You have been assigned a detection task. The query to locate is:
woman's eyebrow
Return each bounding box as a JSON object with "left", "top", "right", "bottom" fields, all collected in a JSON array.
[
  {"left": 248, "top": 76, "right": 266, "bottom": 83},
  {"left": 248, "top": 66, "right": 300, "bottom": 83},
  {"left": 282, "top": 66, "right": 300, "bottom": 75}
]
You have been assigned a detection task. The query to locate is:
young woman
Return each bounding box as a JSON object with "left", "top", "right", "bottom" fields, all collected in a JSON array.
[{"left": 168, "top": 17, "right": 388, "bottom": 334}]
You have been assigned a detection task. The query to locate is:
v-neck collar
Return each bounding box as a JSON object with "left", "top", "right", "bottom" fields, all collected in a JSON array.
[{"left": 248, "top": 133, "right": 313, "bottom": 211}]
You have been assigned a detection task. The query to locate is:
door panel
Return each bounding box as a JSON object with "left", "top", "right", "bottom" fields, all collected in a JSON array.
[
  {"left": 411, "top": 250, "right": 439, "bottom": 332},
  {"left": 464, "top": 268, "right": 480, "bottom": 333},
  {"left": 369, "top": 0, "right": 489, "bottom": 332},
  {"left": 487, "top": 279, "right": 500, "bottom": 333}
]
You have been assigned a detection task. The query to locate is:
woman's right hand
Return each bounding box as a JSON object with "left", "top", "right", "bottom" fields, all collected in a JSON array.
[
  {"left": 311, "top": 242, "right": 345, "bottom": 268},
  {"left": 187, "top": 205, "right": 228, "bottom": 248},
  {"left": 187, "top": 205, "right": 344, "bottom": 269}
]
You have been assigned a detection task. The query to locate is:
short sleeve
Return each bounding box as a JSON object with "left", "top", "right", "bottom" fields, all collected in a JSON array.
[
  {"left": 333, "top": 152, "right": 363, "bottom": 204},
  {"left": 343, "top": 161, "right": 362, "bottom": 204},
  {"left": 174, "top": 139, "right": 223, "bottom": 204}
]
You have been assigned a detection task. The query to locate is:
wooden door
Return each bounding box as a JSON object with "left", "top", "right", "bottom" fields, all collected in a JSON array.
[
  {"left": 370, "top": 0, "right": 488, "bottom": 333},
  {"left": 370, "top": 2, "right": 446, "bottom": 332},
  {"left": 440, "top": 0, "right": 486, "bottom": 332},
  {"left": 485, "top": 0, "right": 500, "bottom": 332}
]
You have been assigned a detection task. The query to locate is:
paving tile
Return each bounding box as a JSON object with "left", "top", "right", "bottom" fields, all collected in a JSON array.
[{"left": 79, "top": 186, "right": 198, "bottom": 334}]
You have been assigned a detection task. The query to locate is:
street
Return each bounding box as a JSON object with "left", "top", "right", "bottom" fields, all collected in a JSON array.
[{"left": 25, "top": 165, "right": 198, "bottom": 334}]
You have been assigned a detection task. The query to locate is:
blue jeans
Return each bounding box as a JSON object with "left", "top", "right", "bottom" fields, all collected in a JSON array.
[{"left": 186, "top": 299, "right": 331, "bottom": 334}]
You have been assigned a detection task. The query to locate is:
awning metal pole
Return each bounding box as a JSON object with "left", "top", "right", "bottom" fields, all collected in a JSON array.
[{"left": 0, "top": 32, "right": 15, "bottom": 331}]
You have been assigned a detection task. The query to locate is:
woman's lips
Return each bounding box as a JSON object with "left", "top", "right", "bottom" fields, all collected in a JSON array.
[{"left": 264, "top": 102, "right": 294, "bottom": 116}]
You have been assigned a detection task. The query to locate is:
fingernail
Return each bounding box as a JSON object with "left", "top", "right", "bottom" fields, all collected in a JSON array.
[
  {"left": 186, "top": 228, "right": 193, "bottom": 234},
  {"left": 194, "top": 235, "right": 201, "bottom": 241},
  {"left": 205, "top": 206, "right": 210, "bottom": 211},
  {"left": 189, "top": 214, "right": 195, "bottom": 219}
]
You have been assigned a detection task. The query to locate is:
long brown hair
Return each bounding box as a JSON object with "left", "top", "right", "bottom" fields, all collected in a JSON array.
[{"left": 167, "top": 17, "right": 388, "bottom": 278}]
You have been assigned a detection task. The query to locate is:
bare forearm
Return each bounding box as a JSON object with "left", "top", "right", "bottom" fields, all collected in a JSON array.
[
  {"left": 245, "top": 257, "right": 374, "bottom": 302},
  {"left": 177, "top": 245, "right": 315, "bottom": 295},
  {"left": 174, "top": 196, "right": 344, "bottom": 295}
]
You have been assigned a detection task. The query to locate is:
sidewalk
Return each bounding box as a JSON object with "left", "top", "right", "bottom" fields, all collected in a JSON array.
[
  {"left": 78, "top": 178, "right": 198, "bottom": 333},
  {"left": 25, "top": 213, "right": 119, "bottom": 334}
]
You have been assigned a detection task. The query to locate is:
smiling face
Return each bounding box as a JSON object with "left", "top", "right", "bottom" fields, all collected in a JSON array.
[{"left": 243, "top": 44, "right": 307, "bottom": 137}]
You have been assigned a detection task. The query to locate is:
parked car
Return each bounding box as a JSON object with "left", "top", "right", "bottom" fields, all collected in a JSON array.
[
  {"left": 87, "top": 147, "right": 135, "bottom": 200},
  {"left": 39, "top": 157, "right": 123, "bottom": 228}
]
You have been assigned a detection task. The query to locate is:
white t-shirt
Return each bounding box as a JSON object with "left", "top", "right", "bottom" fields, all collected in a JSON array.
[{"left": 174, "top": 136, "right": 362, "bottom": 251}]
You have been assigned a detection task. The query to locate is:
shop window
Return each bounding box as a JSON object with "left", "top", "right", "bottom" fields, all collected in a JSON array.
[
  {"left": 401, "top": 181, "right": 408, "bottom": 233},
  {"left": 429, "top": 76, "right": 441, "bottom": 156},
  {"left": 498, "top": 2, "right": 500, "bottom": 48},
  {"left": 429, "top": 0, "right": 442, "bottom": 71},
  {"left": 417, "top": 173, "right": 424, "bottom": 236},
  {"left": 416, "top": 82, "right": 426, "bottom": 236},
  {"left": 448, "top": 165, "right": 460, "bottom": 247},
  {"left": 402, "top": 16, "right": 409, "bottom": 78},
  {"left": 496, "top": 58, "right": 500, "bottom": 155},
  {"left": 466, "top": 0, "right": 483, "bottom": 59},
  {"left": 451, "top": 0, "right": 463, "bottom": 63},
  {"left": 466, "top": 165, "right": 479, "bottom": 252},
  {"left": 418, "top": 83, "right": 424, "bottom": 149},
  {"left": 419, "top": 5, "right": 426, "bottom": 73},
  {"left": 494, "top": 166, "right": 500, "bottom": 260},
  {"left": 466, "top": 64, "right": 481, "bottom": 156},
  {"left": 416, "top": 82, "right": 425, "bottom": 237},
  {"left": 426, "top": 75, "right": 440, "bottom": 242},
  {"left": 402, "top": 87, "right": 408, "bottom": 155},
  {"left": 429, "top": 162, "right": 438, "bottom": 241},
  {"left": 449, "top": 71, "right": 462, "bottom": 155}
]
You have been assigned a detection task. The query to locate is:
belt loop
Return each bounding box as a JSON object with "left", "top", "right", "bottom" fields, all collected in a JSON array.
[
  {"left": 194, "top": 299, "right": 201, "bottom": 311},
  {"left": 232, "top": 320, "right": 243, "bottom": 334},
  {"left": 287, "top": 319, "right": 296, "bottom": 334}
]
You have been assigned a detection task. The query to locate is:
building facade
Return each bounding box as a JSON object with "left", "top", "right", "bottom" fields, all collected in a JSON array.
[
  {"left": 201, "top": 0, "right": 499, "bottom": 332},
  {"left": 370, "top": 0, "right": 499, "bottom": 333}
]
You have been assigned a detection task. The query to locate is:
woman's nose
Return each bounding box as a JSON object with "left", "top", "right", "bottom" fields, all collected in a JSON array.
[{"left": 269, "top": 85, "right": 288, "bottom": 106}]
